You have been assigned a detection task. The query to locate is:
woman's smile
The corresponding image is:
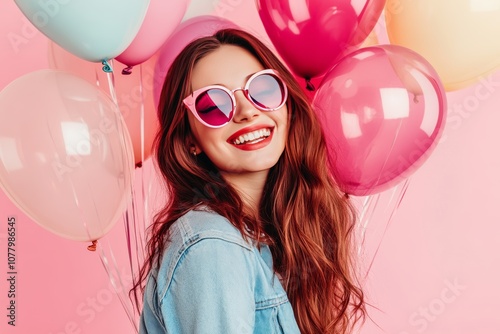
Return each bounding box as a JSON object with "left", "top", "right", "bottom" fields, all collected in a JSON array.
[{"left": 228, "top": 125, "right": 274, "bottom": 150}]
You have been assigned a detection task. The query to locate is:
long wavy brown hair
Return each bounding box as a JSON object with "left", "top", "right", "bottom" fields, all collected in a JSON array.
[{"left": 132, "top": 28, "right": 365, "bottom": 334}]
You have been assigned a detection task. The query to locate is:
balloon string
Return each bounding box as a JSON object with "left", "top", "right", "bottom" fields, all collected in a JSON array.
[
  {"left": 93, "top": 66, "right": 101, "bottom": 89},
  {"left": 122, "top": 166, "right": 147, "bottom": 313},
  {"left": 122, "top": 186, "right": 145, "bottom": 309},
  {"left": 104, "top": 63, "right": 137, "bottom": 267},
  {"left": 363, "top": 178, "right": 411, "bottom": 279},
  {"left": 139, "top": 64, "right": 145, "bottom": 168},
  {"left": 356, "top": 195, "right": 371, "bottom": 256},
  {"left": 105, "top": 62, "right": 134, "bottom": 204},
  {"left": 356, "top": 193, "right": 381, "bottom": 256},
  {"left": 105, "top": 64, "right": 140, "bottom": 326},
  {"left": 373, "top": 119, "right": 403, "bottom": 188},
  {"left": 141, "top": 163, "right": 150, "bottom": 253},
  {"left": 135, "top": 63, "right": 147, "bottom": 267},
  {"left": 106, "top": 62, "right": 130, "bottom": 172},
  {"left": 83, "top": 180, "right": 137, "bottom": 331},
  {"left": 124, "top": 63, "right": 148, "bottom": 309},
  {"left": 106, "top": 65, "right": 118, "bottom": 103},
  {"left": 123, "top": 209, "right": 135, "bottom": 284},
  {"left": 98, "top": 239, "right": 139, "bottom": 333},
  {"left": 130, "top": 184, "right": 144, "bottom": 276}
]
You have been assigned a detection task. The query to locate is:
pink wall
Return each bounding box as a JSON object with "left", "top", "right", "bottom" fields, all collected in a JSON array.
[{"left": 1, "top": 1, "right": 499, "bottom": 333}]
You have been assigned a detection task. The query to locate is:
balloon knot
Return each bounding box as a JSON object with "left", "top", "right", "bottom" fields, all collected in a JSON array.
[
  {"left": 87, "top": 240, "right": 98, "bottom": 251},
  {"left": 135, "top": 161, "right": 143, "bottom": 169},
  {"left": 344, "top": 193, "right": 350, "bottom": 199},
  {"left": 305, "top": 78, "right": 315, "bottom": 91},
  {"left": 101, "top": 59, "right": 113, "bottom": 73},
  {"left": 122, "top": 66, "right": 133, "bottom": 75}
]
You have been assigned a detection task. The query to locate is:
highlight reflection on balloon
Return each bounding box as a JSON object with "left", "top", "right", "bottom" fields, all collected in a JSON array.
[{"left": 314, "top": 45, "right": 447, "bottom": 196}]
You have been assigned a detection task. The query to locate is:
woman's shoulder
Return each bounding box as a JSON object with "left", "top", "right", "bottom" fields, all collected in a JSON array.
[
  {"left": 171, "top": 207, "right": 253, "bottom": 250},
  {"left": 153, "top": 209, "right": 256, "bottom": 295},
  {"left": 160, "top": 208, "right": 255, "bottom": 264}
]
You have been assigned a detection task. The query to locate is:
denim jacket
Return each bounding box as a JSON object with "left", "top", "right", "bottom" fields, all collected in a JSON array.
[{"left": 139, "top": 208, "right": 301, "bottom": 334}]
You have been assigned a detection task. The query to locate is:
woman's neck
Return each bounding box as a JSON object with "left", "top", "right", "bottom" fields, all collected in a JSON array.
[{"left": 220, "top": 170, "right": 268, "bottom": 213}]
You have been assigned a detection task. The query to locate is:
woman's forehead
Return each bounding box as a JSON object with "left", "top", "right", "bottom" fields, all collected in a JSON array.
[{"left": 190, "top": 45, "right": 265, "bottom": 91}]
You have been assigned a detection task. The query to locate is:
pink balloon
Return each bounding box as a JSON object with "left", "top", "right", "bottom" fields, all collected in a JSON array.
[
  {"left": 313, "top": 45, "right": 447, "bottom": 196},
  {"left": 0, "top": 70, "right": 134, "bottom": 241},
  {"left": 116, "top": 0, "right": 190, "bottom": 67},
  {"left": 257, "top": 0, "right": 386, "bottom": 80},
  {"left": 153, "top": 15, "right": 239, "bottom": 108}
]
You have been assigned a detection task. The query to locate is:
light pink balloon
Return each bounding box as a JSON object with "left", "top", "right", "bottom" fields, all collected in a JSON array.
[
  {"left": 153, "top": 15, "right": 239, "bottom": 108},
  {"left": 0, "top": 70, "right": 134, "bottom": 241},
  {"left": 257, "top": 0, "right": 386, "bottom": 81},
  {"left": 116, "top": 0, "right": 191, "bottom": 67},
  {"left": 313, "top": 45, "right": 447, "bottom": 196}
]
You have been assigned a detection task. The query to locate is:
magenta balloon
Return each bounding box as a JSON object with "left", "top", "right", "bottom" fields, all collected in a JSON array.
[
  {"left": 256, "top": 0, "right": 386, "bottom": 80},
  {"left": 116, "top": 0, "right": 190, "bottom": 67},
  {"left": 153, "top": 16, "right": 239, "bottom": 108},
  {"left": 313, "top": 45, "right": 447, "bottom": 196}
]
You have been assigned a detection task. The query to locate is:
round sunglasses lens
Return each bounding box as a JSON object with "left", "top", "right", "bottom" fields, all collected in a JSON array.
[
  {"left": 248, "top": 74, "right": 285, "bottom": 110},
  {"left": 195, "top": 88, "right": 233, "bottom": 126}
]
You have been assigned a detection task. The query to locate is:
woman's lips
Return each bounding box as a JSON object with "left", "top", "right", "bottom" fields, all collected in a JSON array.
[{"left": 227, "top": 125, "right": 275, "bottom": 151}]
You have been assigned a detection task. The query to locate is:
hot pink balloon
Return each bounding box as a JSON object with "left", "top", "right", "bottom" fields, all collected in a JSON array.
[
  {"left": 153, "top": 15, "right": 239, "bottom": 108},
  {"left": 257, "top": 0, "right": 386, "bottom": 84},
  {"left": 313, "top": 45, "right": 447, "bottom": 196},
  {"left": 0, "top": 70, "right": 134, "bottom": 241},
  {"left": 116, "top": 0, "right": 190, "bottom": 68}
]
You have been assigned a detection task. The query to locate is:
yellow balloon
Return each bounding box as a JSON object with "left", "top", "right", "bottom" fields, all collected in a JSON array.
[{"left": 385, "top": 0, "right": 500, "bottom": 91}]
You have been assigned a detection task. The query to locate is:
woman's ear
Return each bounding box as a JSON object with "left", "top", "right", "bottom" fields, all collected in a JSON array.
[
  {"left": 189, "top": 144, "right": 202, "bottom": 156},
  {"left": 185, "top": 134, "right": 202, "bottom": 156}
]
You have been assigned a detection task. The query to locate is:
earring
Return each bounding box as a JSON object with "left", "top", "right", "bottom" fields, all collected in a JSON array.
[{"left": 190, "top": 146, "right": 197, "bottom": 157}]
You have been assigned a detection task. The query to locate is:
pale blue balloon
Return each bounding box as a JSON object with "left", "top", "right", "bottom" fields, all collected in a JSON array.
[{"left": 14, "top": 0, "right": 150, "bottom": 63}]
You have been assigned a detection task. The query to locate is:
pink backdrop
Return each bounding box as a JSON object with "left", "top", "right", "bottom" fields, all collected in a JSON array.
[{"left": 1, "top": 1, "right": 499, "bottom": 333}]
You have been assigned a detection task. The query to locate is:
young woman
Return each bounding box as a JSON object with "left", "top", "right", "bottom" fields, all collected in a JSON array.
[{"left": 135, "top": 28, "right": 365, "bottom": 334}]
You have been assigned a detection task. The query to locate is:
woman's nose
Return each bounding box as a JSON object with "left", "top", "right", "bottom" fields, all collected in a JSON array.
[{"left": 232, "top": 90, "right": 260, "bottom": 123}]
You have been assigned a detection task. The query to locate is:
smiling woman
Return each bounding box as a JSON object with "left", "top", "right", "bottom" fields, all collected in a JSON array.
[{"left": 133, "top": 28, "right": 365, "bottom": 334}]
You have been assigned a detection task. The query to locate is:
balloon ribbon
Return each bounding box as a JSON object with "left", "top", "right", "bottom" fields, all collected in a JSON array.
[
  {"left": 87, "top": 240, "right": 98, "bottom": 251},
  {"left": 101, "top": 59, "right": 113, "bottom": 73}
]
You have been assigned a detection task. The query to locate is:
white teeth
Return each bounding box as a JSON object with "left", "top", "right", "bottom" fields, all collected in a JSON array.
[{"left": 233, "top": 128, "right": 271, "bottom": 145}]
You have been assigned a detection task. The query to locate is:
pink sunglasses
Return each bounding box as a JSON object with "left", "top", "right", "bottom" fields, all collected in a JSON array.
[{"left": 183, "top": 69, "right": 288, "bottom": 128}]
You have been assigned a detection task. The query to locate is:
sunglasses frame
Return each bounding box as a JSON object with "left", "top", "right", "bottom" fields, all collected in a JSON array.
[{"left": 183, "top": 69, "right": 288, "bottom": 128}]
